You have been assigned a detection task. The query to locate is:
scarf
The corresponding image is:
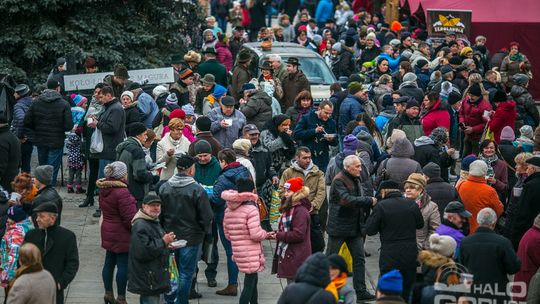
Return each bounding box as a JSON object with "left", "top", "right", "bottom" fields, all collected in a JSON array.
[
  {"left": 277, "top": 202, "right": 295, "bottom": 258},
  {"left": 479, "top": 154, "right": 498, "bottom": 178},
  {"left": 206, "top": 95, "right": 216, "bottom": 106},
  {"left": 509, "top": 52, "right": 524, "bottom": 62},
  {"left": 326, "top": 273, "right": 348, "bottom": 302},
  {"left": 263, "top": 74, "right": 273, "bottom": 81}
]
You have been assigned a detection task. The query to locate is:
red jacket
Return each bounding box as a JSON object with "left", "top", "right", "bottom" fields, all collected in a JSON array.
[
  {"left": 421, "top": 99, "right": 451, "bottom": 136},
  {"left": 488, "top": 100, "right": 517, "bottom": 143},
  {"left": 513, "top": 226, "right": 540, "bottom": 301},
  {"left": 215, "top": 41, "right": 233, "bottom": 72},
  {"left": 98, "top": 178, "right": 138, "bottom": 253},
  {"left": 459, "top": 96, "right": 493, "bottom": 140}
]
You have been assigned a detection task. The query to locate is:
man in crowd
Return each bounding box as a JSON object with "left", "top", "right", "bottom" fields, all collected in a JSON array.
[
  {"left": 435, "top": 201, "right": 471, "bottom": 255},
  {"left": 27, "top": 165, "right": 63, "bottom": 225},
  {"left": 268, "top": 54, "right": 287, "bottom": 83},
  {"left": 103, "top": 64, "right": 131, "bottom": 98},
  {"left": 326, "top": 155, "right": 377, "bottom": 301},
  {"left": 208, "top": 96, "right": 246, "bottom": 148},
  {"left": 281, "top": 57, "right": 310, "bottom": 111},
  {"left": 366, "top": 180, "right": 423, "bottom": 300},
  {"left": 188, "top": 116, "right": 222, "bottom": 157},
  {"left": 423, "top": 162, "right": 460, "bottom": 216},
  {"left": 24, "top": 79, "right": 73, "bottom": 186},
  {"left": 159, "top": 153, "right": 213, "bottom": 304},
  {"left": 231, "top": 51, "right": 252, "bottom": 101},
  {"left": 280, "top": 146, "right": 326, "bottom": 252},
  {"left": 11, "top": 83, "right": 32, "bottom": 174},
  {"left": 387, "top": 97, "right": 423, "bottom": 143},
  {"left": 116, "top": 122, "right": 153, "bottom": 206},
  {"left": 511, "top": 156, "right": 540, "bottom": 248},
  {"left": 294, "top": 100, "right": 337, "bottom": 171},
  {"left": 459, "top": 83, "right": 492, "bottom": 155},
  {"left": 197, "top": 47, "right": 228, "bottom": 87},
  {"left": 24, "top": 203, "right": 79, "bottom": 304}
]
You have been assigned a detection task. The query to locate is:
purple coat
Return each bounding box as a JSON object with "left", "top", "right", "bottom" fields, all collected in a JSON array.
[
  {"left": 98, "top": 178, "right": 138, "bottom": 253},
  {"left": 435, "top": 223, "right": 465, "bottom": 249},
  {"left": 274, "top": 188, "right": 312, "bottom": 279}
]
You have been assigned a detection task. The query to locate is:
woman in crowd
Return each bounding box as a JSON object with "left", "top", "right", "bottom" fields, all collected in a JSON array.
[
  {"left": 285, "top": 90, "right": 313, "bottom": 128},
  {"left": 403, "top": 173, "right": 441, "bottom": 250},
  {"left": 260, "top": 115, "right": 296, "bottom": 174},
  {"left": 120, "top": 90, "right": 142, "bottom": 132},
  {"left": 273, "top": 177, "right": 312, "bottom": 284},
  {"left": 222, "top": 178, "right": 272, "bottom": 304},
  {"left": 6, "top": 243, "right": 56, "bottom": 304},
  {"left": 365, "top": 57, "right": 391, "bottom": 84},
  {"left": 487, "top": 90, "right": 516, "bottom": 143},
  {"left": 258, "top": 61, "right": 283, "bottom": 101},
  {"left": 393, "top": 61, "right": 413, "bottom": 90},
  {"left": 98, "top": 161, "right": 138, "bottom": 304},
  {"left": 501, "top": 42, "right": 531, "bottom": 89},
  {"left": 478, "top": 139, "right": 508, "bottom": 202},
  {"left": 421, "top": 91, "right": 450, "bottom": 137},
  {"left": 157, "top": 118, "right": 191, "bottom": 180}
]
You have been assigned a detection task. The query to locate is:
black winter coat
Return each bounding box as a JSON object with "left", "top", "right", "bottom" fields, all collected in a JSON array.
[
  {"left": 512, "top": 172, "right": 540, "bottom": 244},
  {"left": 24, "top": 225, "right": 79, "bottom": 290},
  {"left": 250, "top": 142, "right": 277, "bottom": 188},
  {"left": 0, "top": 125, "right": 20, "bottom": 192},
  {"left": 28, "top": 186, "right": 63, "bottom": 226},
  {"left": 128, "top": 211, "right": 170, "bottom": 296},
  {"left": 11, "top": 96, "right": 33, "bottom": 140},
  {"left": 124, "top": 103, "right": 142, "bottom": 131},
  {"left": 413, "top": 143, "right": 440, "bottom": 168},
  {"left": 327, "top": 170, "right": 373, "bottom": 238},
  {"left": 365, "top": 191, "right": 424, "bottom": 273},
  {"left": 425, "top": 177, "right": 460, "bottom": 220},
  {"left": 0, "top": 193, "right": 8, "bottom": 240},
  {"left": 24, "top": 89, "right": 73, "bottom": 149},
  {"left": 94, "top": 99, "right": 126, "bottom": 161},
  {"left": 461, "top": 227, "right": 520, "bottom": 286},
  {"left": 398, "top": 83, "right": 424, "bottom": 103},
  {"left": 116, "top": 137, "right": 153, "bottom": 203},
  {"left": 498, "top": 140, "right": 521, "bottom": 194},
  {"left": 277, "top": 253, "right": 336, "bottom": 304}
]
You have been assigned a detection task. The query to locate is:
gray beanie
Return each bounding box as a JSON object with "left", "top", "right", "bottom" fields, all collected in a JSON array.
[
  {"left": 469, "top": 160, "right": 488, "bottom": 177},
  {"left": 194, "top": 140, "right": 212, "bottom": 155},
  {"left": 34, "top": 165, "right": 53, "bottom": 185},
  {"left": 423, "top": 162, "right": 441, "bottom": 179},
  {"left": 520, "top": 125, "right": 533, "bottom": 139},
  {"left": 403, "top": 72, "right": 417, "bottom": 83},
  {"left": 104, "top": 161, "right": 128, "bottom": 179}
]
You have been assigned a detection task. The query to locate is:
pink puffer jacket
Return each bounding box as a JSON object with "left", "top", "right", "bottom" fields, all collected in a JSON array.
[{"left": 222, "top": 190, "right": 269, "bottom": 274}]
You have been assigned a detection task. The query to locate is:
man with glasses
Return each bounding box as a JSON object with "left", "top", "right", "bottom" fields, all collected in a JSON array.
[{"left": 293, "top": 100, "right": 337, "bottom": 171}]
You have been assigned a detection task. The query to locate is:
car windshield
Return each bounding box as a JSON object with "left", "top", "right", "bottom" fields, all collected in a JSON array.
[{"left": 261, "top": 55, "right": 336, "bottom": 85}]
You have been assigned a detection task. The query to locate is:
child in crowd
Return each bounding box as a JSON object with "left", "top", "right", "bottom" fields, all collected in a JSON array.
[
  {"left": 66, "top": 132, "right": 85, "bottom": 194},
  {"left": 10, "top": 172, "right": 38, "bottom": 204},
  {"left": 273, "top": 177, "right": 312, "bottom": 284}
]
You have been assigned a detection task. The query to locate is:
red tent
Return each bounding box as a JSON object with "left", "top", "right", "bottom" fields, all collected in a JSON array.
[{"left": 404, "top": 0, "right": 540, "bottom": 98}]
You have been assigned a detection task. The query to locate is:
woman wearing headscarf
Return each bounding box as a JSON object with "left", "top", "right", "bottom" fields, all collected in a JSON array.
[
  {"left": 260, "top": 115, "right": 295, "bottom": 175},
  {"left": 120, "top": 91, "right": 142, "bottom": 131}
]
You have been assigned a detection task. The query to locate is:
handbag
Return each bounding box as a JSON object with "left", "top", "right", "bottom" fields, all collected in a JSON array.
[
  {"left": 481, "top": 123, "right": 495, "bottom": 142},
  {"left": 256, "top": 197, "right": 269, "bottom": 220},
  {"left": 269, "top": 186, "right": 281, "bottom": 224},
  {"left": 90, "top": 128, "right": 103, "bottom": 153}
]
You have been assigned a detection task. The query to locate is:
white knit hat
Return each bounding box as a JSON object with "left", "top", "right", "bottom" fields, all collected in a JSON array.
[
  {"left": 429, "top": 233, "right": 457, "bottom": 257},
  {"left": 469, "top": 160, "right": 488, "bottom": 177},
  {"left": 104, "top": 161, "right": 128, "bottom": 179}
]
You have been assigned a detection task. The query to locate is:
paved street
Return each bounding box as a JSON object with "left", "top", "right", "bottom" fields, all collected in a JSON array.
[{"left": 2, "top": 163, "right": 382, "bottom": 304}]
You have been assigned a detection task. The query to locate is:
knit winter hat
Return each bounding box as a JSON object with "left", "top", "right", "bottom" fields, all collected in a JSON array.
[
  {"left": 366, "top": 32, "right": 376, "bottom": 41},
  {"left": 181, "top": 104, "right": 195, "bottom": 116},
  {"left": 152, "top": 85, "right": 169, "bottom": 98},
  {"left": 70, "top": 94, "right": 88, "bottom": 107},
  {"left": 328, "top": 254, "right": 348, "bottom": 274},
  {"left": 469, "top": 160, "right": 488, "bottom": 177},
  {"left": 166, "top": 93, "right": 178, "bottom": 105},
  {"left": 127, "top": 122, "right": 147, "bottom": 137},
  {"left": 512, "top": 73, "right": 529, "bottom": 87},
  {"left": 378, "top": 270, "right": 403, "bottom": 295},
  {"left": 170, "top": 109, "right": 186, "bottom": 121},
  {"left": 212, "top": 84, "right": 227, "bottom": 99},
  {"left": 343, "top": 135, "right": 359, "bottom": 156},
  {"left": 429, "top": 233, "right": 457, "bottom": 257},
  {"left": 468, "top": 83, "right": 482, "bottom": 97},
  {"left": 7, "top": 205, "right": 27, "bottom": 223},
  {"left": 492, "top": 90, "right": 507, "bottom": 103},
  {"left": 447, "top": 91, "right": 462, "bottom": 105},
  {"left": 460, "top": 155, "right": 477, "bottom": 171},
  {"left": 406, "top": 98, "right": 420, "bottom": 109},
  {"left": 430, "top": 127, "right": 449, "bottom": 146},
  {"left": 404, "top": 173, "right": 426, "bottom": 189},
  {"left": 390, "top": 21, "right": 402, "bottom": 32},
  {"left": 348, "top": 81, "right": 363, "bottom": 95},
  {"left": 520, "top": 125, "right": 533, "bottom": 139},
  {"left": 175, "top": 152, "right": 197, "bottom": 171},
  {"left": 423, "top": 162, "right": 441, "bottom": 179},
  {"left": 120, "top": 91, "right": 134, "bottom": 102},
  {"left": 284, "top": 177, "right": 303, "bottom": 193},
  {"left": 416, "top": 59, "right": 429, "bottom": 69},
  {"left": 403, "top": 72, "right": 417, "bottom": 83},
  {"left": 382, "top": 94, "right": 393, "bottom": 108},
  {"left": 104, "top": 161, "right": 128, "bottom": 179},
  {"left": 196, "top": 116, "right": 212, "bottom": 132},
  {"left": 194, "top": 140, "right": 212, "bottom": 155},
  {"left": 34, "top": 165, "right": 53, "bottom": 185},
  {"left": 232, "top": 139, "right": 252, "bottom": 156},
  {"left": 331, "top": 42, "right": 342, "bottom": 53},
  {"left": 500, "top": 126, "right": 515, "bottom": 141},
  {"left": 236, "top": 177, "right": 255, "bottom": 193}
]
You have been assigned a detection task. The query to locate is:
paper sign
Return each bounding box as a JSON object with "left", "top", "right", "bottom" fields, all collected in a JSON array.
[{"left": 64, "top": 67, "right": 175, "bottom": 91}]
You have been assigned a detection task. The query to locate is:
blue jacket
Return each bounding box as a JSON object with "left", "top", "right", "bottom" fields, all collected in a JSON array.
[
  {"left": 137, "top": 92, "right": 159, "bottom": 129},
  {"left": 211, "top": 163, "right": 252, "bottom": 212},
  {"left": 315, "top": 0, "right": 334, "bottom": 24},
  {"left": 11, "top": 96, "right": 33, "bottom": 140},
  {"left": 339, "top": 94, "right": 364, "bottom": 133},
  {"left": 294, "top": 110, "right": 337, "bottom": 171},
  {"left": 378, "top": 53, "right": 401, "bottom": 72}
]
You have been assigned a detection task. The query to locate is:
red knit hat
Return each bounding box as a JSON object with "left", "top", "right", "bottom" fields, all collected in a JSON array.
[
  {"left": 170, "top": 109, "right": 186, "bottom": 120},
  {"left": 391, "top": 21, "right": 402, "bottom": 32},
  {"left": 284, "top": 177, "right": 303, "bottom": 193}
]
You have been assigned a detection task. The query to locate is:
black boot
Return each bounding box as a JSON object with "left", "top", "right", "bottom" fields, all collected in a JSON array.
[
  {"left": 79, "top": 197, "right": 94, "bottom": 208},
  {"left": 189, "top": 278, "right": 202, "bottom": 299},
  {"left": 93, "top": 208, "right": 101, "bottom": 218}
]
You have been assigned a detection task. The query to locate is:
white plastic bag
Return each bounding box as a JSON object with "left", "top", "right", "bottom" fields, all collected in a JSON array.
[{"left": 90, "top": 128, "right": 103, "bottom": 153}]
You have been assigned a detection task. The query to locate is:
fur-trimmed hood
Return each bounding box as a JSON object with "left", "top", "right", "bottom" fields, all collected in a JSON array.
[
  {"left": 292, "top": 186, "right": 310, "bottom": 203},
  {"left": 96, "top": 178, "right": 127, "bottom": 189},
  {"left": 221, "top": 190, "right": 259, "bottom": 210},
  {"left": 418, "top": 250, "right": 454, "bottom": 268}
]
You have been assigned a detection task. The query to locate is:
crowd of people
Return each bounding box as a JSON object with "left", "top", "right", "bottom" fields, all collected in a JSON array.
[{"left": 1, "top": 1, "right": 540, "bottom": 304}]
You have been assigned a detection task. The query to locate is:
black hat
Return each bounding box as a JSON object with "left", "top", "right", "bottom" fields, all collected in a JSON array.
[
  {"left": 142, "top": 194, "right": 161, "bottom": 205},
  {"left": 416, "top": 59, "right": 429, "bottom": 69},
  {"left": 448, "top": 41, "right": 458, "bottom": 48},
  {"left": 33, "top": 202, "right": 58, "bottom": 214},
  {"left": 234, "top": 25, "right": 245, "bottom": 31},
  {"left": 378, "top": 180, "right": 400, "bottom": 192},
  {"left": 15, "top": 84, "right": 30, "bottom": 96},
  {"left": 114, "top": 64, "right": 129, "bottom": 79},
  {"left": 345, "top": 36, "right": 355, "bottom": 47},
  {"left": 449, "top": 56, "right": 462, "bottom": 65},
  {"left": 525, "top": 156, "right": 540, "bottom": 167},
  {"left": 455, "top": 65, "right": 468, "bottom": 73},
  {"left": 325, "top": 18, "right": 335, "bottom": 24},
  {"left": 440, "top": 65, "right": 454, "bottom": 75},
  {"left": 492, "top": 90, "right": 507, "bottom": 103},
  {"left": 286, "top": 57, "right": 301, "bottom": 66},
  {"left": 170, "top": 54, "right": 183, "bottom": 65},
  {"left": 448, "top": 91, "right": 462, "bottom": 105},
  {"left": 175, "top": 152, "right": 197, "bottom": 170},
  {"left": 127, "top": 82, "right": 142, "bottom": 91},
  {"left": 56, "top": 57, "right": 66, "bottom": 67},
  {"left": 382, "top": 94, "right": 394, "bottom": 108},
  {"left": 221, "top": 96, "right": 236, "bottom": 106},
  {"left": 194, "top": 139, "right": 212, "bottom": 155},
  {"left": 236, "top": 177, "right": 255, "bottom": 193},
  {"left": 423, "top": 162, "right": 441, "bottom": 179},
  {"left": 328, "top": 254, "right": 348, "bottom": 274},
  {"left": 237, "top": 51, "right": 251, "bottom": 63},
  {"left": 260, "top": 61, "right": 273, "bottom": 70},
  {"left": 444, "top": 201, "right": 472, "bottom": 218},
  {"left": 394, "top": 96, "right": 409, "bottom": 104},
  {"left": 196, "top": 116, "right": 212, "bottom": 132},
  {"left": 349, "top": 74, "right": 363, "bottom": 83},
  {"left": 406, "top": 98, "right": 420, "bottom": 109},
  {"left": 202, "top": 47, "right": 217, "bottom": 55},
  {"left": 46, "top": 79, "right": 60, "bottom": 90},
  {"left": 468, "top": 83, "right": 482, "bottom": 97},
  {"left": 127, "top": 122, "right": 147, "bottom": 137}
]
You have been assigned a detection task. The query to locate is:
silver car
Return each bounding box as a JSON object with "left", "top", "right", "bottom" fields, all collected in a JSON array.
[{"left": 239, "top": 42, "right": 337, "bottom": 104}]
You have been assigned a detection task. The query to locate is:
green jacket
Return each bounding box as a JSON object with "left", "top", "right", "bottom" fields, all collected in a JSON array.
[
  {"left": 194, "top": 156, "right": 221, "bottom": 186},
  {"left": 116, "top": 137, "right": 153, "bottom": 203},
  {"left": 196, "top": 59, "right": 228, "bottom": 88}
]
